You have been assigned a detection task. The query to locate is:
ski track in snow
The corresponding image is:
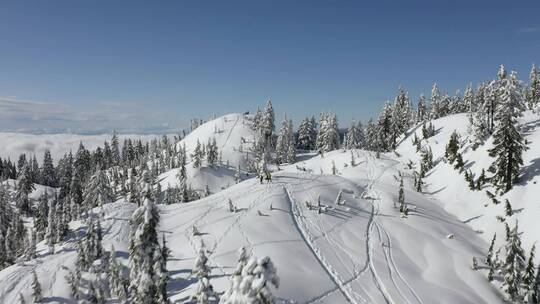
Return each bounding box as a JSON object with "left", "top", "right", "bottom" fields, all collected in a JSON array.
[
  {"left": 283, "top": 182, "right": 360, "bottom": 304},
  {"left": 221, "top": 115, "right": 240, "bottom": 150},
  {"left": 361, "top": 151, "right": 423, "bottom": 304}
]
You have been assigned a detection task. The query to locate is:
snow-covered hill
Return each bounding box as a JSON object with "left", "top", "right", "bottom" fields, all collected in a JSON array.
[
  {"left": 1, "top": 149, "right": 504, "bottom": 303},
  {"left": 158, "top": 113, "right": 256, "bottom": 194},
  {"left": 395, "top": 111, "right": 540, "bottom": 261}
]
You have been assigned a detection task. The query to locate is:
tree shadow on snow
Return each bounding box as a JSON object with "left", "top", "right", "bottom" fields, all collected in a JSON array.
[
  {"left": 42, "top": 296, "right": 74, "bottom": 303},
  {"left": 518, "top": 157, "right": 540, "bottom": 186}
]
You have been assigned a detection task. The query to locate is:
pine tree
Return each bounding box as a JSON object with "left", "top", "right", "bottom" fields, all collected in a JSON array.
[
  {"left": 398, "top": 177, "right": 406, "bottom": 214},
  {"left": 505, "top": 199, "right": 513, "bottom": 217},
  {"left": 32, "top": 269, "right": 42, "bottom": 303},
  {"left": 429, "top": 83, "right": 442, "bottom": 119},
  {"left": 527, "top": 63, "right": 540, "bottom": 110},
  {"left": 488, "top": 71, "right": 527, "bottom": 193},
  {"left": 191, "top": 245, "right": 216, "bottom": 303},
  {"left": 297, "top": 116, "right": 316, "bottom": 150},
  {"left": 15, "top": 163, "right": 35, "bottom": 214},
  {"left": 45, "top": 195, "right": 56, "bottom": 253},
  {"left": 345, "top": 121, "right": 363, "bottom": 149},
  {"left": 444, "top": 131, "right": 460, "bottom": 164},
  {"left": 128, "top": 197, "right": 160, "bottom": 303},
  {"left": 206, "top": 138, "right": 218, "bottom": 168},
  {"left": 41, "top": 150, "right": 56, "bottom": 187},
  {"left": 261, "top": 100, "right": 275, "bottom": 147},
  {"left": 530, "top": 263, "right": 540, "bottom": 304},
  {"left": 503, "top": 221, "right": 527, "bottom": 302},
  {"left": 192, "top": 140, "right": 203, "bottom": 168},
  {"left": 486, "top": 233, "right": 496, "bottom": 267},
  {"left": 276, "top": 117, "right": 293, "bottom": 164},
  {"left": 416, "top": 94, "right": 427, "bottom": 123},
  {"left": 155, "top": 234, "right": 170, "bottom": 304},
  {"left": 220, "top": 255, "right": 279, "bottom": 304},
  {"left": 524, "top": 244, "right": 536, "bottom": 291},
  {"left": 83, "top": 170, "right": 114, "bottom": 210}
]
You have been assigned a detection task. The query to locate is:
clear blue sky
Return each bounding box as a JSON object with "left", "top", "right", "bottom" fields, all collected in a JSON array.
[{"left": 1, "top": 0, "right": 539, "bottom": 133}]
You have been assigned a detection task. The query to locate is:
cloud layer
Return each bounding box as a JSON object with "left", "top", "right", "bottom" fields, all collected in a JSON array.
[{"left": 0, "top": 96, "right": 184, "bottom": 134}]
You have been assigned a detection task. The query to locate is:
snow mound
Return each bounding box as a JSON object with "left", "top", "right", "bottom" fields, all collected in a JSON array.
[{"left": 159, "top": 113, "right": 256, "bottom": 194}]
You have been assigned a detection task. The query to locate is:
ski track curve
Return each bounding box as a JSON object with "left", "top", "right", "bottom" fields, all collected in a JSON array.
[{"left": 282, "top": 183, "right": 360, "bottom": 304}]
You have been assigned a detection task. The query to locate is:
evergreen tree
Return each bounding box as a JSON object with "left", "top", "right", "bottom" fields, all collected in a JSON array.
[
  {"left": 486, "top": 234, "right": 496, "bottom": 267},
  {"left": 488, "top": 71, "right": 527, "bottom": 192},
  {"left": 191, "top": 246, "right": 216, "bottom": 303},
  {"left": 206, "top": 138, "right": 218, "bottom": 168},
  {"left": 220, "top": 255, "right": 279, "bottom": 304},
  {"left": 128, "top": 198, "right": 160, "bottom": 303},
  {"left": 192, "top": 140, "right": 203, "bottom": 168},
  {"left": 345, "top": 121, "right": 363, "bottom": 149},
  {"left": 416, "top": 94, "right": 427, "bottom": 123},
  {"left": 297, "top": 116, "right": 316, "bottom": 150},
  {"left": 32, "top": 269, "right": 42, "bottom": 303},
  {"left": 41, "top": 150, "right": 56, "bottom": 187},
  {"left": 83, "top": 170, "right": 114, "bottom": 210},
  {"left": 15, "top": 163, "right": 35, "bottom": 214},
  {"left": 429, "top": 83, "right": 442, "bottom": 119},
  {"left": 155, "top": 234, "right": 170, "bottom": 304},
  {"left": 527, "top": 63, "right": 540, "bottom": 110},
  {"left": 503, "top": 221, "right": 527, "bottom": 302},
  {"left": 444, "top": 131, "right": 460, "bottom": 164}
]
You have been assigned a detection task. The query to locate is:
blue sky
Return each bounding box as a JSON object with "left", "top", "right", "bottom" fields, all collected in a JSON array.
[{"left": 1, "top": 0, "right": 539, "bottom": 133}]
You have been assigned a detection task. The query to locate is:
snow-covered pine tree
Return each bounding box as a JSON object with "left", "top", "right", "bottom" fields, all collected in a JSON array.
[
  {"left": 83, "top": 170, "right": 114, "bottom": 210},
  {"left": 206, "top": 138, "right": 218, "bottom": 168},
  {"left": 390, "top": 87, "right": 413, "bottom": 149},
  {"left": 444, "top": 131, "right": 460, "bottom": 164},
  {"left": 192, "top": 139, "right": 203, "bottom": 168},
  {"left": 261, "top": 100, "right": 275, "bottom": 147},
  {"left": 530, "top": 262, "right": 540, "bottom": 304},
  {"left": 297, "top": 116, "right": 316, "bottom": 150},
  {"left": 155, "top": 233, "right": 170, "bottom": 304},
  {"left": 416, "top": 94, "right": 427, "bottom": 123},
  {"left": 45, "top": 194, "right": 56, "bottom": 253},
  {"left": 41, "top": 150, "right": 56, "bottom": 187},
  {"left": 486, "top": 233, "right": 496, "bottom": 267},
  {"left": 398, "top": 177, "right": 406, "bottom": 213},
  {"left": 502, "top": 221, "right": 527, "bottom": 302},
  {"left": 377, "top": 102, "right": 393, "bottom": 151},
  {"left": 488, "top": 71, "right": 527, "bottom": 193},
  {"left": 191, "top": 245, "right": 216, "bottom": 303},
  {"left": 15, "top": 163, "right": 35, "bottom": 214},
  {"left": 429, "top": 83, "right": 442, "bottom": 119},
  {"left": 32, "top": 269, "right": 42, "bottom": 303},
  {"left": 128, "top": 197, "right": 160, "bottom": 303},
  {"left": 276, "top": 116, "right": 292, "bottom": 164},
  {"left": 220, "top": 255, "right": 279, "bottom": 304},
  {"left": 527, "top": 63, "right": 540, "bottom": 110},
  {"left": 524, "top": 244, "right": 536, "bottom": 294},
  {"left": 345, "top": 121, "right": 363, "bottom": 149}
]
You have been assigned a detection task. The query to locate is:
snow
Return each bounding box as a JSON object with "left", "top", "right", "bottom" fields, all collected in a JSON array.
[
  {"left": 395, "top": 111, "right": 540, "bottom": 262},
  {"left": 0, "top": 112, "right": 522, "bottom": 303},
  {"left": 158, "top": 113, "right": 256, "bottom": 194}
]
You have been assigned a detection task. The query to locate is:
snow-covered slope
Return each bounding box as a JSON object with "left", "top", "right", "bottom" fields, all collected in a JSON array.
[
  {"left": 0, "top": 150, "right": 504, "bottom": 303},
  {"left": 395, "top": 112, "right": 540, "bottom": 261},
  {"left": 158, "top": 113, "right": 256, "bottom": 194}
]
